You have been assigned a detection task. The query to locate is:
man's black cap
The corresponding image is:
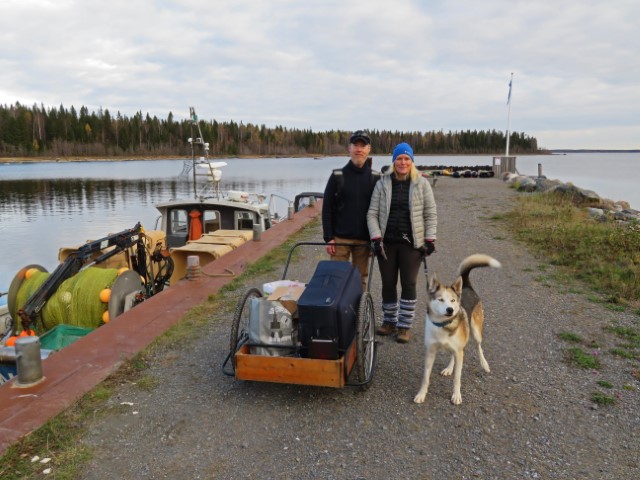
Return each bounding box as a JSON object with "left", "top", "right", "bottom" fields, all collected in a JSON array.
[{"left": 349, "top": 130, "right": 371, "bottom": 145}]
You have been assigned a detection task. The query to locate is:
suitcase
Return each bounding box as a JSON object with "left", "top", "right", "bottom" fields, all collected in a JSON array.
[{"left": 297, "top": 260, "right": 362, "bottom": 358}]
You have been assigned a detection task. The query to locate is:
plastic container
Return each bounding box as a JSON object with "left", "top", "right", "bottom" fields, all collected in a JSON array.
[{"left": 39, "top": 324, "right": 94, "bottom": 351}]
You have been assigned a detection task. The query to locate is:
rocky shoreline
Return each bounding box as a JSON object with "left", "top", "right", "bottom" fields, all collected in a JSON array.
[{"left": 503, "top": 171, "right": 640, "bottom": 223}]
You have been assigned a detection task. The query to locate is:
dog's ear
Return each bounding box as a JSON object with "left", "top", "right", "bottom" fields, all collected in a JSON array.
[
  {"left": 452, "top": 276, "right": 463, "bottom": 296},
  {"left": 427, "top": 273, "right": 439, "bottom": 294}
]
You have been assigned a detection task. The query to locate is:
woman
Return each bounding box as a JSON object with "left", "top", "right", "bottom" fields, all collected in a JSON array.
[{"left": 367, "top": 142, "right": 437, "bottom": 343}]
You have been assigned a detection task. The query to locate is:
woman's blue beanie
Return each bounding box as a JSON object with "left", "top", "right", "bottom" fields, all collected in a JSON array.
[{"left": 392, "top": 142, "right": 414, "bottom": 162}]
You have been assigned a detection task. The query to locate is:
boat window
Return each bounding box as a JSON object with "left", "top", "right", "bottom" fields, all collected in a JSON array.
[
  {"left": 235, "top": 211, "right": 257, "bottom": 230},
  {"left": 169, "top": 209, "right": 189, "bottom": 234},
  {"left": 203, "top": 210, "right": 221, "bottom": 233}
]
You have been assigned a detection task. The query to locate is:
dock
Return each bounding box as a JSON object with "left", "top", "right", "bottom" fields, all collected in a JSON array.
[{"left": 0, "top": 202, "right": 322, "bottom": 455}]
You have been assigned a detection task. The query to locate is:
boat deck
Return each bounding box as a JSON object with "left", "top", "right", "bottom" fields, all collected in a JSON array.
[{"left": 0, "top": 202, "right": 322, "bottom": 455}]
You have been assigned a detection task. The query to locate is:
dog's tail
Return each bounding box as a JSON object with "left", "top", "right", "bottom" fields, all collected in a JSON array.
[{"left": 458, "top": 254, "right": 501, "bottom": 289}]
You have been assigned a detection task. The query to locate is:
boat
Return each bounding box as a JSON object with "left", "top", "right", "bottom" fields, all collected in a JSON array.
[
  {"left": 153, "top": 107, "right": 322, "bottom": 284},
  {"left": 0, "top": 107, "right": 323, "bottom": 384}
]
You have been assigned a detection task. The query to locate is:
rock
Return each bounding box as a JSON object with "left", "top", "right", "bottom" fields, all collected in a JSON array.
[
  {"left": 517, "top": 176, "right": 537, "bottom": 192},
  {"left": 500, "top": 173, "right": 640, "bottom": 225}
]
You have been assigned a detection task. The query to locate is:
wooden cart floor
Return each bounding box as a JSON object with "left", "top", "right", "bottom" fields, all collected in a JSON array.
[{"left": 234, "top": 340, "right": 356, "bottom": 388}]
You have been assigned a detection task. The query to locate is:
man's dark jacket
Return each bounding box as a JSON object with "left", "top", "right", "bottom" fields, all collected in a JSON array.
[{"left": 322, "top": 160, "right": 378, "bottom": 243}]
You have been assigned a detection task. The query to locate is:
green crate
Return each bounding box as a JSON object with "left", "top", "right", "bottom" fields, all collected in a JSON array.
[{"left": 39, "top": 325, "right": 94, "bottom": 351}]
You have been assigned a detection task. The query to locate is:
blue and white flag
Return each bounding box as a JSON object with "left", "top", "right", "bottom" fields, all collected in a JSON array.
[{"left": 507, "top": 77, "right": 512, "bottom": 105}]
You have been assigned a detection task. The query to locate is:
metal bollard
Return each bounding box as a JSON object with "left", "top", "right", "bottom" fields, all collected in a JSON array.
[
  {"left": 287, "top": 204, "right": 294, "bottom": 220},
  {"left": 15, "top": 336, "right": 44, "bottom": 387},
  {"left": 186, "top": 255, "right": 201, "bottom": 280},
  {"left": 253, "top": 223, "right": 262, "bottom": 241}
]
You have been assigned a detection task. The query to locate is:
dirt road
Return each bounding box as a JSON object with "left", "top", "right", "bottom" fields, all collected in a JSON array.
[{"left": 78, "top": 177, "right": 639, "bottom": 479}]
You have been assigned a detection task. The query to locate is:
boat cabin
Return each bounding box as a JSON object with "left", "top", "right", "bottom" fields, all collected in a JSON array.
[{"left": 155, "top": 195, "right": 272, "bottom": 249}]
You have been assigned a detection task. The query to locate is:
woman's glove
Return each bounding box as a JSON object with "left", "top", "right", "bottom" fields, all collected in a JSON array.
[
  {"left": 420, "top": 240, "right": 435, "bottom": 258},
  {"left": 371, "top": 238, "right": 386, "bottom": 259},
  {"left": 372, "top": 238, "right": 382, "bottom": 256}
]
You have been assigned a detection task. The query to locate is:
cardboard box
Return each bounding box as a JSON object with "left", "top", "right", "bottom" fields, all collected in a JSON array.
[{"left": 267, "top": 285, "right": 305, "bottom": 316}]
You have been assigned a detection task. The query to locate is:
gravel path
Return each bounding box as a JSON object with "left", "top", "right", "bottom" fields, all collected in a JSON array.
[{"left": 78, "top": 177, "right": 639, "bottom": 479}]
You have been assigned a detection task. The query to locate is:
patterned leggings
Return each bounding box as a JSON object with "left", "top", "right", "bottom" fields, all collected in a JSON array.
[{"left": 377, "top": 242, "right": 422, "bottom": 329}]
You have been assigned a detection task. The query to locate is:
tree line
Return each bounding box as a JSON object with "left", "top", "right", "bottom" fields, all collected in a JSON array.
[{"left": 0, "top": 102, "right": 541, "bottom": 158}]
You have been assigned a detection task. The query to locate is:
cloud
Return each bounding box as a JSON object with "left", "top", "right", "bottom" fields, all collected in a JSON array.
[{"left": 0, "top": 0, "right": 638, "bottom": 149}]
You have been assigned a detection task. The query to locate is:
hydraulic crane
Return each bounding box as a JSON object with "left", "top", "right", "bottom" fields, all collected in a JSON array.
[{"left": 13, "top": 222, "right": 173, "bottom": 333}]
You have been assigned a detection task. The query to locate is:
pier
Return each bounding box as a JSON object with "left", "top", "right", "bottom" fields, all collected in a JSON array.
[{"left": 0, "top": 203, "right": 322, "bottom": 455}]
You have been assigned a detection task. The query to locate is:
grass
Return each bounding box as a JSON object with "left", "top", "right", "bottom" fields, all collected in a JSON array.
[
  {"left": 557, "top": 331, "right": 583, "bottom": 343},
  {"left": 502, "top": 191, "right": 640, "bottom": 306},
  {"left": 565, "top": 347, "right": 602, "bottom": 370},
  {"left": 591, "top": 391, "right": 616, "bottom": 406},
  {"left": 0, "top": 218, "right": 322, "bottom": 478},
  {"left": 597, "top": 380, "right": 613, "bottom": 389},
  {"left": 0, "top": 385, "right": 109, "bottom": 479},
  {"left": 507, "top": 191, "right": 640, "bottom": 407}
]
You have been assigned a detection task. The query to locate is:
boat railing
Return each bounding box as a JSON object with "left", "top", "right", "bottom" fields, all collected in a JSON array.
[{"left": 268, "top": 194, "right": 294, "bottom": 223}]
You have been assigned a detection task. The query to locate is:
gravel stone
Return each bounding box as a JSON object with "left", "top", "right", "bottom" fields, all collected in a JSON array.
[{"left": 78, "top": 177, "right": 640, "bottom": 479}]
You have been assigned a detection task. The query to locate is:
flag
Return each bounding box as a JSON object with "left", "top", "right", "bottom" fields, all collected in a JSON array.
[{"left": 507, "top": 77, "right": 512, "bottom": 105}]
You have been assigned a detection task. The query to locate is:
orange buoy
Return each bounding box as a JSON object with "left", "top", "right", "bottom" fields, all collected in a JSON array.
[
  {"left": 19, "top": 329, "right": 36, "bottom": 337},
  {"left": 99, "top": 288, "right": 111, "bottom": 303},
  {"left": 25, "top": 268, "right": 39, "bottom": 279},
  {"left": 102, "top": 310, "right": 110, "bottom": 323},
  {"left": 5, "top": 336, "right": 18, "bottom": 347}
]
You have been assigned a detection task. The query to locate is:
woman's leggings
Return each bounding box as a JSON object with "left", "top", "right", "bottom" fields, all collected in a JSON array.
[{"left": 376, "top": 242, "right": 422, "bottom": 303}]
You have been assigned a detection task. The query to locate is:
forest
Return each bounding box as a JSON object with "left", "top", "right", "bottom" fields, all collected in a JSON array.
[{"left": 0, "top": 102, "right": 542, "bottom": 158}]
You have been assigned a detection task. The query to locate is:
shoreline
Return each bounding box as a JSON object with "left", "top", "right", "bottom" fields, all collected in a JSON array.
[{"left": 0, "top": 152, "right": 554, "bottom": 165}]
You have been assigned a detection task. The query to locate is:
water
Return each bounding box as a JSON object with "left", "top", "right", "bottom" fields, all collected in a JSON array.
[{"left": 0, "top": 152, "right": 638, "bottom": 293}]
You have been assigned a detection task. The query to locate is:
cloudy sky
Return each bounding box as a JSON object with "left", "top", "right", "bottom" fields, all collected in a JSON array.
[{"left": 1, "top": 0, "right": 638, "bottom": 150}]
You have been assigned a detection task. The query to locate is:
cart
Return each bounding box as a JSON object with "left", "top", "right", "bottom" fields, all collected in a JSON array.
[{"left": 223, "top": 242, "right": 377, "bottom": 390}]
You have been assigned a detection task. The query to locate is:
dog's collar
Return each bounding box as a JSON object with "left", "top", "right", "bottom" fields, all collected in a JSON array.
[{"left": 430, "top": 318, "right": 454, "bottom": 328}]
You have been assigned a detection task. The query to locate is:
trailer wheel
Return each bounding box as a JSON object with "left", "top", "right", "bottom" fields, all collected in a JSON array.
[
  {"left": 355, "top": 291, "right": 376, "bottom": 390},
  {"left": 229, "top": 288, "right": 262, "bottom": 369}
]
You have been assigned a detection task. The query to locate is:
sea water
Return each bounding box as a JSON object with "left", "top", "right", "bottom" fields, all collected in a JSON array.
[{"left": 0, "top": 152, "right": 637, "bottom": 290}]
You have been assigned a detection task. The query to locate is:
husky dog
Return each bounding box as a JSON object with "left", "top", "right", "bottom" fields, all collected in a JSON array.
[{"left": 414, "top": 254, "right": 501, "bottom": 405}]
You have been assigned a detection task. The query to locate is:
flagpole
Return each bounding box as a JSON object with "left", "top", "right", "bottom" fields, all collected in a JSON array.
[{"left": 505, "top": 72, "right": 513, "bottom": 157}]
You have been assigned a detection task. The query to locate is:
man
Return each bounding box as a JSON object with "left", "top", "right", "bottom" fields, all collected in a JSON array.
[{"left": 322, "top": 130, "right": 379, "bottom": 291}]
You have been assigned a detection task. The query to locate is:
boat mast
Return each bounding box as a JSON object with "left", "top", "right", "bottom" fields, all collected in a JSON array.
[
  {"left": 188, "top": 107, "right": 210, "bottom": 198},
  {"left": 189, "top": 107, "right": 197, "bottom": 197},
  {"left": 505, "top": 72, "right": 513, "bottom": 157}
]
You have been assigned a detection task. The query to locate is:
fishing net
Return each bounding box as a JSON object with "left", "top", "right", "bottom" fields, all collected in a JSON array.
[{"left": 13, "top": 267, "right": 120, "bottom": 334}]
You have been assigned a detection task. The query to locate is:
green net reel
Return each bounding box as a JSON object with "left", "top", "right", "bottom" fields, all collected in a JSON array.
[{"left": 12, "top": 267, "right": 121, "bottom": 334}]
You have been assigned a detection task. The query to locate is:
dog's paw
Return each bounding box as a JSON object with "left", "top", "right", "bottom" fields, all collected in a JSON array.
[
  {"left": 480, "top": 359, "right": 490, "bottom": 373},
  {"left": 451, "top": 392, "right": 462, "bottom": 405},
  {"left": 414, "top": 390, "right": 428, "bottom": 404},
  {"left": 440, "top": 366, "right": 453, "bottom": 376}
]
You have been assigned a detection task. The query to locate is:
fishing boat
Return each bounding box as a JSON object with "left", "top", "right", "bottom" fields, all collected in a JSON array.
[
  {"left": 0, "top": 107, "right": 322, "bottom": 384},
  {"left": 153, "top": 107, "right": 319, "bottom": 284}
]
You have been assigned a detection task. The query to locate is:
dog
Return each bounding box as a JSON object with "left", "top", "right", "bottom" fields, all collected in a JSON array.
[{"left": 414, "top": 254, "right": 501, "bottom": 405}]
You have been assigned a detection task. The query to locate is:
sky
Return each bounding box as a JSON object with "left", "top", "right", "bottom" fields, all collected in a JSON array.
[{"left": 1, "top": 0, "right": 638, "bottom": 150}]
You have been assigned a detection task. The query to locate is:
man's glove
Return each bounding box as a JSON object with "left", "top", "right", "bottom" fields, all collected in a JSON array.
[
  {"left": 371, "top": 238, "right": 383, "bottom": 257},
  {"left": 420, "top": 240, "right": 435, "bottom": 258}
]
